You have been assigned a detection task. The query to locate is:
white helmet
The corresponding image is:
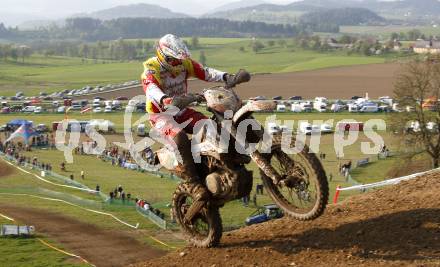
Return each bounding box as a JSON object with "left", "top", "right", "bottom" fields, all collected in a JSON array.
[{"left": 156, "top": 34, "right": 191, "bottom": 75}]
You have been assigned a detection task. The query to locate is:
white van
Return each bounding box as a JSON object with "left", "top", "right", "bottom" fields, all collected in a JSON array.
[
  {"left": 276, "top": 104, "right": 286, "bottom": 112},
  {"left": 313, "top": 101, "right": 327, "bottom": 112},
  {"left": 291, "top": 103, "right": 302, "bottom": 112}
]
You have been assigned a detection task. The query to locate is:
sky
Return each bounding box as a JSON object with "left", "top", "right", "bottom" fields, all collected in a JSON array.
[{"left": 0, "top": 0, "right": 298, "bottom": 24}]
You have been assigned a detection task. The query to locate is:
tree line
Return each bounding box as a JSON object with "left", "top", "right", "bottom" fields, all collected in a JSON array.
[
  {"left": 0, "top": 44, "right": 32, "bottom": 62},
  {"left": 0, "top": 17, "right": 299, "bottom": 42}
]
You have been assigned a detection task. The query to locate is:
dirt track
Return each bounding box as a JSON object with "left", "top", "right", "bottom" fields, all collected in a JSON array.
[
  {"left": 85, "top": 63, "right": 402, "bottom": 100},
  {"left": 0, "top": 161, "right": 14, "bottom": 178},
  {"left": 0, "top": 205, "right": 165, "bottom": 267},
  {"left": 135, "top": 171, "right": 440, "bottom": 267}
]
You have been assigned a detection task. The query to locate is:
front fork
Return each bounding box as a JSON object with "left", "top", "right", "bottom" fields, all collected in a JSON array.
[
  {"left": 250, "top": 151, "right": 282, "bottom": 185},
  {"left": 228, "top": 120, "right": 283, "bottom": 185}
]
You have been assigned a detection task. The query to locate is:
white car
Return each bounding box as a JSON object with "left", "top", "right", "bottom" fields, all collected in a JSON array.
[
  {"left": 348, "top": 103, "right": 359, "bottom": 112},
  {"left": 93, "top": 107, "right": 102, "bottom": 113},
  {"left": 298, "top": 122, "right": 320, "bottom": 135},
  {"left": 34, "top": 106, "right": 43, "bottom": 114},
  {"left": 57, "top": 106, "right": 66, "bottom": 113},
  {"left": 276, "top": 104, "right": 286, "bottom": 112},
  {"left": 313, "top": 101, "right": 327, "bottom": 112},
  {"left": 320, "top": 123, "right": 333, "bottom": 134},
  {"left": 359, "top": 102, "right": 379, "bottom": 112},
  {"left": 330, "top": 103, "right": 344, "bottom": 112},
  {"left": 22, "top": 106, "right": 37, "bottom": 113},
  {"left": 104, "top": 106, "right": 113, "bottom": 113}
]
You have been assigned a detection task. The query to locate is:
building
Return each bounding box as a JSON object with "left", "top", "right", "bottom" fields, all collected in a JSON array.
[{"left": 413, "top": 40, "right": 440, "bottom": 54}]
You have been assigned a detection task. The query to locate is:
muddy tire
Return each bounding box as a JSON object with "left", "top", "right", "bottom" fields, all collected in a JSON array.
[
  {"left": 260, "top": 134, "right": 329, "bottom": 220},
  {"left": 172, "top": 183, "right": 222, "bottom": 248}
]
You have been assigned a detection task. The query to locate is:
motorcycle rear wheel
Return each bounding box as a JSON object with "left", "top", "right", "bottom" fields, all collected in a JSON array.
[
  {"left": 172, "top": 183, "right": 222, "bottom": 248},
  {"left": 260, "top": 134, "right": 329, "bottom": 220}
]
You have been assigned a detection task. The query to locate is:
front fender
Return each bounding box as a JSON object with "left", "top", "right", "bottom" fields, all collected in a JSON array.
[{"left": 232, "top": 100, "right": 276, "bottom": 124}]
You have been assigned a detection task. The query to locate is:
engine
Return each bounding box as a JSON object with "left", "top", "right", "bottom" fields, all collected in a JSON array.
[{"left": 205, "top": 167, "right": 253, "bottom": 201}]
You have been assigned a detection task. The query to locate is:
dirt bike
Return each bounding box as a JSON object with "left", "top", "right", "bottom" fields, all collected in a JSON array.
[{"left": 156, "top": 70, "right": 329, "bottom": 248}]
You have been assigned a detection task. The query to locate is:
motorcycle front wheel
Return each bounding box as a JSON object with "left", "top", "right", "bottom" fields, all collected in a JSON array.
[
  {"left": 172, "top": 183, "right": 222, "bottom": 248},
  {"left": 260, "top": 134, "right": 329, "bottom": 220}
]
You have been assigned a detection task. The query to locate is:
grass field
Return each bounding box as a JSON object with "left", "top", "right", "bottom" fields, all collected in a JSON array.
[
  {"left": 0, "top": 109, "right": 407, "bottom": 266},
  {"left": 0, "top": 111, "right": 400, "bottom": 225},
  {"left": 0, "top": 37, "right": 387, "bottom": 96},
  {"left": 0, "top": 236, "right": 88, "bottom": 267}
]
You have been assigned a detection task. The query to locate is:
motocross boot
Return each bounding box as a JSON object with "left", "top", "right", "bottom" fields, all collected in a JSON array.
[
  {"left": 173, "top": 131, "right": 210, "bottom": 223},
  {"left": 173, "top": 131, "right": 209, "bottom": 201}
]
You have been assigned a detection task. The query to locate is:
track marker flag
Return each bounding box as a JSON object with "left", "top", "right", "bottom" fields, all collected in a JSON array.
[{"left": 81, "top": 107, "right": 92, "bottom": 114}]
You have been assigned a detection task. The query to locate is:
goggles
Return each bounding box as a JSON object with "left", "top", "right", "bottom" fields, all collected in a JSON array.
[{"left": 164, "top": 55, "right": 182, "bottom": 66}]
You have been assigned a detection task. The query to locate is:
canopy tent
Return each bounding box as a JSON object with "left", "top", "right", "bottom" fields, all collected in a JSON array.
[
  {"left": 5, "top": 123, "right": 38, "bottom": 145},
  {"left": 6, "top": 119, "right": 33, "bottom": 127}
]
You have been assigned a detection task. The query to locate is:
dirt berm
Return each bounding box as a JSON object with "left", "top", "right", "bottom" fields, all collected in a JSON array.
[{"left": 134, "top": 172, "right": 440, "bottom": 267}]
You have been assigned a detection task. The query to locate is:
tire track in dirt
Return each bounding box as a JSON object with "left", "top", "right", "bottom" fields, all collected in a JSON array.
[{"left": 0, "top": 205, "right": 166, "bottom": 267}]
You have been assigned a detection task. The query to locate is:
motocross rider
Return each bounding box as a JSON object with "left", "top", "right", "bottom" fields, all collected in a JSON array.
[{"left": 141, "top": 34, "right": 244, "bottom": 200}]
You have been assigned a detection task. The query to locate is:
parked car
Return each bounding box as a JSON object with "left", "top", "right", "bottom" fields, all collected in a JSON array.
[
  {"left": 11, "top": 105, "right": 22, "bottom": 112},
  {"left": 71, "top": 104, "right": 82, "bottom": 110},
  {"left": 272, "top": 96, "right": 282, "bottom": 100},
  {"left": 93, "top": 107, "right": 102, "bottom": 113},
  {"left": 245, "top": 204, "right": 283, "bottom": 226},
  {"left": 36, "top": 124, "right": 49, "bottom": 133},
  {"left": 276, "top": 104, "right": 286, "bottom": 112},
  {"left": 34, "top": 106, "right": 43, "bottom": 114},
  {"left": 298, "top": 122, "right": 320, "bottom": 135},
  {"left": 137, "top": 123, "right": 147, "bottom": 136},
  {"left": 104, "top": 106, "right": 113, "bottom": 113},
  {"left": 22, "top": 106, "right": 37, "bottom": 113},
  {"left": 359, "top": 101, "right": 379, "bottom": 113},
  {"left": 57, "top": 106, "right": 66, "bottom": 113},
  {"left": 289, "top": 96, "right": 302, "bottom": 101},
  {"left": 320, "top": 123, "right": 333, "bottom": 134},
  {"left": 1, "top": 107, "right": 10, "bottom": 114}
]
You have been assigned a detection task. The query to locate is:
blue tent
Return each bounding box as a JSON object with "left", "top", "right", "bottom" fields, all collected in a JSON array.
[
  {"left": 5, "top": 124, "right": 38, "bottom": 145},
  {"left": 7, "top": 119, "right": 33, "bottom": 127}
]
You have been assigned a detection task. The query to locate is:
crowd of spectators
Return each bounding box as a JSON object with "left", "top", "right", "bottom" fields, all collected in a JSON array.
[
  {"left": 31, "top": 134, "right": 52, "bottom": 147},
  {"left": 100, "top": 145, "right": 155, "bottom": 170},
  {"left": 135, "top": 198, "right": 165, "bottom": 219},
  {"left": 0, "top": 140, "right": 53, "bottom": 171},
  {"left": 109, "top": 185, "right": 132, "bottom": 202}
]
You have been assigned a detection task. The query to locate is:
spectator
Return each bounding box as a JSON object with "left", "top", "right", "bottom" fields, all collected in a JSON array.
[
  {"left": 109, "top": 191, "right": 114, "bottom": 199},
  {"left": 80, "top": 170, "right": 85, "bottom": 180},
  {"left": 252, "top": 193, "right": 257, "bottom": 206},
  {"left": 96, "top": 185, "right": 100, "bottom": 192},
  {"left": 256, "top": 184, "right": 264, "bottom": 195},
  {"left": 242, "top": 194, "right": 249, "bottom": 207},
  {"left": 60, "top": 162, "right": 66, "bottom": 171},
  {"left": 70, "top": 174, "right": 74, "bottom": 180}
]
